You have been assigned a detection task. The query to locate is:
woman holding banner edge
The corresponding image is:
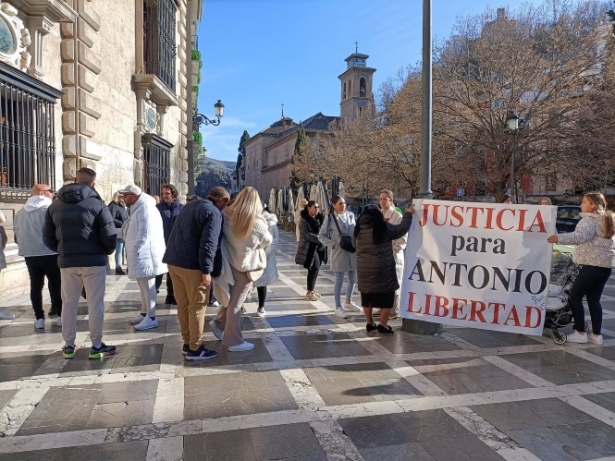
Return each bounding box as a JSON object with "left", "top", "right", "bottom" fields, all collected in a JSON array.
[
  {"left": 353, "top": 203, "right": 414, "bottom": 334},
  {"left": 547, "top": 192, "right": 615, "bottom": 345}
]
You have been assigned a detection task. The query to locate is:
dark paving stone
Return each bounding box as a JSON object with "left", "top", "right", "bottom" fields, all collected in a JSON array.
[
  {"left": 446, "top": 328, "right": 542, "bottom": 348},
  {"left": 261, "top": 301, "right": 318, "bottom": 311},
  {"left": 115, "top": 292, "right": 143, "bottom": 302},
  {"left": 360, "top": 443, "right": 437, "bottom": 461},
  {"left": 409, "top": 358, "right": 533, "bottom": 394},
  {"left": 375, "top": 331, "right": 461, "bottom": 354},
  {"left": 86, "top": 380, "right": 159, "bottom": 404},
  {"left": 0, "top": 440, "right": 148, "bottom": 461},
  {"left": 340, "top": 410, "right": 472, "bottom": 450},
  {"left": 182, "top": 338, "right": 273, "bottom": 367},
  {"left": 501, "top": 350, "right": 615, "bottom": 385},
  {"left": 0, "top": 389, "right": 16, "bottom": 409},
  {"left": 184, "top": 370, "right": 297, "bottom": 419},
  {"left": 421, "top": 435, "right": 504, "bottom": 460},
  {"left": 471, "top": 398, "right": 596, "bottom": 432},
  {"left": 0, "top": 323, "right": 63, "bottom": 339},
  {"left": 280, "top": 332, "right": 372, "bottom": 360},
  {"left": 61, "top": 344, "right": 163, "bottom": 376},
  {"left": 266, "top": 314, "right": 335, "bottom": 328},
  {"left": 184, "top": 422, "right": 327, "bottom": 461},
  {"left": 304, "top": 362, "right": 421, "bottom": 405},
  {"left": 86, "top": 399, "right": 155, "bottom": 429},
  {"left": 0, "top": 351, "right": 52, "bottom": 382},
  {"left": 583, "top": 392, "right": 615, "bottom": 414}
]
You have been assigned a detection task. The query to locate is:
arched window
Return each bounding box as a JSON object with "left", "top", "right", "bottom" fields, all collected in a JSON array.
[
  {"left": 360, "top": 78, "right": 366, "bottom": 97},
  {"left": 348, "top": 80, "right": 352, "bottom": 96},
  {"left": 343, "top": 82, "right": 346, "bottom": 99}
]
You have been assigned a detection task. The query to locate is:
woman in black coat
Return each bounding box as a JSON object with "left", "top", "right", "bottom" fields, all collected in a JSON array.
[
  {"left": 353, "top": 204, "right": 414, "bottom": 334},
  {"left": 295, "top": 200, "right": 327, "bottom": 301}
]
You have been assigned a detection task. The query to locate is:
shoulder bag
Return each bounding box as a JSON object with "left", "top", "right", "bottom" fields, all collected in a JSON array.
[{"left": 332, "top": 214, "right": 356, "bottom": 253}]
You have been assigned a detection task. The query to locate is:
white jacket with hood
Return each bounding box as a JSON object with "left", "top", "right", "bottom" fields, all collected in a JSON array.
[
  {"left": 255, "top": 211, "right": 279, "bottom": 287},
  {"left": 123, "top": 193, "right": 167, "bottom": 279},
  {"left": 13, "top": 196, "right": 57, "bottom": 257}
]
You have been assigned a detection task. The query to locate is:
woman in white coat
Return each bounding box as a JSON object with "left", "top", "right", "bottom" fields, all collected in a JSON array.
[
  {"left": 120, "top": 185, "right": 167, "bottom": 331},
  {"left": 379, "top": 190, "right": 406, "bottom": 320},
  {"left": 254, "top": 208, "right": 279, "bottom": 316},
  {"left": 319, "top": 196, "right": 359, "bottom": 319}
]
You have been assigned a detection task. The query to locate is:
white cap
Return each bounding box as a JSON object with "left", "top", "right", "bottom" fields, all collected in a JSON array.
[{"left": 118, "top": 185, "right": 142, "bottom": 195}]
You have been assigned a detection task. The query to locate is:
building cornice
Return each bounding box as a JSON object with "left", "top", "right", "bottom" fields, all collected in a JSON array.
[
  {"left": 338, "top": 67, "right": 377, "bottom": 79},
  {"left": 8, "top": 0, "right": 76, "bottom": 22}
]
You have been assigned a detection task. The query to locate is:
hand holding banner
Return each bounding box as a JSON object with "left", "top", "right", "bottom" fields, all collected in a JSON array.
[{"left": 400, "top": 200, "right": 557, "bottom": 336}]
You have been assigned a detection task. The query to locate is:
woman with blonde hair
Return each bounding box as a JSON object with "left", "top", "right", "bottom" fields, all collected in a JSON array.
[
  {"left": 211, "top": 187, "right": 272, "bottom": 351},
  {"left": 540, "top": 197, "right": 552, "bottom": 206},
  {"left": 547, "top": 192, "right": 615, "bottom": 344}
]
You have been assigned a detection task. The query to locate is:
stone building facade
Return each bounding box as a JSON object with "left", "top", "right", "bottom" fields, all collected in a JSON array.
[
  {"left": 240, "top": 52, "right": 376, "bottom": 200},
  {"left": 0, "top": 0, "right": 202, "bottom": 296}
]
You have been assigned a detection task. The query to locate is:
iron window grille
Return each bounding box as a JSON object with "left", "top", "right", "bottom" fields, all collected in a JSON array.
[
  {"left": 144, "top": 0, "right": 178, "bottom": 92},
  {"left": 0, "top": 62, "right": 61, "bottom": 193},
  {"left": 142, "top": 133, "right": 172, "bottom": 196}
]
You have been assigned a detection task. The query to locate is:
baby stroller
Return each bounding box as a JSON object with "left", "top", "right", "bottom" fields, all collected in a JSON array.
[{"left": 544, "top": 248, "right": 586, "bottom": 344}]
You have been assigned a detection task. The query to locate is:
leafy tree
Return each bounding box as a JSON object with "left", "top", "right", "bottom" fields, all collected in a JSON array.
[{"left": 290, "top": 123, "right": 312, "bottom": 193}]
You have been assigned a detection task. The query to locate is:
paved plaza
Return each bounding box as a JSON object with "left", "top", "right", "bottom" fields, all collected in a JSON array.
[{"left": 2, "top": 233, "right": 615, "bottom": 460}]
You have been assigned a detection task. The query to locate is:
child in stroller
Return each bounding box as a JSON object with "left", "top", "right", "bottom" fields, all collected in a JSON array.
[{"left": 545, "top": 246, "right": 587, "bottom": 344}]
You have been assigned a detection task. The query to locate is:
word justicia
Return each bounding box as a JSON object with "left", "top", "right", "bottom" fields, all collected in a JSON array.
[{"left": 417, "top": 203, "right": 548, "bottom": 233}]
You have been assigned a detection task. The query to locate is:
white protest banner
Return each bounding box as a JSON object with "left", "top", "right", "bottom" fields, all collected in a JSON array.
[{"left": 400, "top": 200, "right": 556, "bottom": 336}]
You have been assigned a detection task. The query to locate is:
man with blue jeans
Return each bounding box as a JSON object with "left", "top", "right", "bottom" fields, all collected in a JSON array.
[
  {"left": 108, "top": 192, "right": 128, "bottom": 274},
  {"left": 318, "top": 195, "right": 360, "bottom": 319}
]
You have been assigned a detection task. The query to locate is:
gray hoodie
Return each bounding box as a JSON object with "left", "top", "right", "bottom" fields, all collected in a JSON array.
[{"left": 14, "top": 196, "right": 57, "bottom": 257}]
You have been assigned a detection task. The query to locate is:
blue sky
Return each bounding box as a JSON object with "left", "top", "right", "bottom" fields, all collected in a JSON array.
[{"left": 197, "top": 0, "right": 547, "bottom": 163}]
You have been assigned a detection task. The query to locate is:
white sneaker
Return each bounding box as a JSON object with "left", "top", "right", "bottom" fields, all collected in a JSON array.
[
  {"left": 56, "top": 317, "right": 62, "bottom": 327},
  {"left": 256, "top": 307, "right": 266, "bottom": 317},
  {"left": 35, "top": 318, "right": 45, "bottom": 329},
  {"left": 228, "top": 341, "right": 254, "bottom": 352},
  {"left": 567, "top": 330, "right": 588, "bottom": 344},
  {"left": 335, "top": 306, "right": 348, "bottom": 319},
  {"left": 0, "top": 309, "right": 15, "bottom": 320},
  {"left": 344, "top": 300, "right": 361, "bottom": 311},
  {"left": 129, "top": 314, "right": 146, "bottom": 325},
  {"left": 134, "top": 317, "right": 158, "bottom": 331},
  {"left": 211, "top": 301, "right": 220, "bottom": 307},
  {"left": 209, "top": 320, "right": 224, "bottom": 341},
  {"left": 589, "top": 334, "right": 604, "bottom": 345}
]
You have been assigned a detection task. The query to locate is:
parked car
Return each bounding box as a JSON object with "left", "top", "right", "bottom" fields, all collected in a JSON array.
[{"left": 556, "top": 205, "right": 581, "bottom": 233}]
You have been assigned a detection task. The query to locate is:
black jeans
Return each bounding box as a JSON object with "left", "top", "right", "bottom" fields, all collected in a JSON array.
[
  {"left": 307, "top": 252, "right": 321, "bottom": 291},
  {"left": 25, "top": 255, "right": 62, "bottom": 320},
  {"left": 569, "top": 264, "right": 611, "bottom": 334},
  {"left": 155, "top": 273, "right": 175, "bottom": 303},
  {"left": 257, "top": 286, "right": 267, "bottom": 308}
]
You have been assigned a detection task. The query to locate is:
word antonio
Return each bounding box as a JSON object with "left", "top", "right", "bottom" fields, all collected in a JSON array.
[
  {"left": 406, "top": 292, "right": 543, "bottom": 328},
  {"left": 418, "top": 203, "right": 547, "bottom": 233}
]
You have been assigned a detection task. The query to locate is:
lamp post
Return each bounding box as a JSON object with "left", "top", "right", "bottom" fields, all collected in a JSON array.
[
  {"left": 189, "top": 100, "right": 225, "bottom": 195},
  {"left": 505, "top": 111, "right": 519, "bottom": 199},
  {"left": 401, "top": 0, "right": 441, "bottom": 336}
]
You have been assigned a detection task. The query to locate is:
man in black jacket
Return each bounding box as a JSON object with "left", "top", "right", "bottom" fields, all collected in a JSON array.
[
  {"left": 43, "top": 167, "right": 117, "bottom": 360},
  {"left": 108, "top": 192, "right": 128, "bottom": 274},
  {"left": 155, "top": 183, "right": 182, "bottom": 304},
  {"left": 163, "top": 186, "right": 230, "bottom": 360}
]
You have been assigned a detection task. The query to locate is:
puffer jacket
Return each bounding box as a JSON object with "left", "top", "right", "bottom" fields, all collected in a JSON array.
[
  {"left": 295, "top": 209, "right": 327, "bottom": 268},
  {"left": 156, "top": 200, "right": 182, "bottom": 243},
  {"left": 163, "top": 198, "right": 223, "bottom": 274},
  {"left": 124, "top": 193, "right": 167, "bottom": 279},
  {"left": 318, "top": 210, "right": 357, "bottom": 273},
  {"left": 43, "top": 183, "right": 116, "bottom": 268},
  {"left": 557, "top": 212, "right": 615, "bottom": 268},
  {"left": 108, "top": 200, "right": 128, "bottom": 229},
  {"left": 353, "top": 211, "right": 412, "bottom": 293},
  {"left": 255, "top": 211, "right": 279, "bottom": 287}
]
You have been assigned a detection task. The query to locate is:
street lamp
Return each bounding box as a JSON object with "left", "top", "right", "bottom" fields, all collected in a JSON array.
[
  {"left": 505, "top": 110, "right": 527, "bottom": 201},
  {"left": 193, "top": 100, "right": 225, "bottom": 129}
]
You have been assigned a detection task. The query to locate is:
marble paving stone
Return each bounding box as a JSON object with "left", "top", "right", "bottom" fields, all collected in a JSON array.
[
  {"left": 0, "top": 440, "right": 148, "bottom": 461},
  {"left": 584, "top": 346, "right": 615, "bottom": 361},
  {"left": 257, "top": 301, "right": 318, "bottom": 312},
  {"left": 359, "top": 442, "right": 437, "bottom": 461},
  {"left": 0, "top": 323, "right": 63, "bottom": 339},
  {"left": 86, "top": 399, "right": 155, "bottom": 429},
  {"left": 61, "top": 344, "right": 163, "bottom": 376},
  {"left": 184, "top": 371, "right": 298, "bottom": 419},
  {"left": 0, "top": 389, "right": 16, "bottom": 409},
  {"left": 266, "top": 314, "right": 336, "bottom": 328},
  {"left": 420, "top": 435, "right": 504, "bottom": 460},
  {"left": 88, "top": 380, "right": 159, "bottom": 404},
  {"left": 304, "top": 362, "right": 421, "bottom": 405},
  {"left": 582, "top": 391, "right": 615, "bottom": 414},
  {"left": 279, "top": 333, "right": 373, "bottom": 360},
  {"left": 375, "top": 332, "right": 462, "bottom": 354},
  {"left": 182, "top": 339, "right": 273, "bottom": 368},
  {"left": 446, "top": 328, "right": 543, "bottom": 348},
  {"left": 0, "top": 352, "right": 52, "bottom": 382}
]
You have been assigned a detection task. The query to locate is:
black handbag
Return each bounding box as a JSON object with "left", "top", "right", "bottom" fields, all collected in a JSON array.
[{"left": 332, "top": 214, "right": 356, "bottom": 253}]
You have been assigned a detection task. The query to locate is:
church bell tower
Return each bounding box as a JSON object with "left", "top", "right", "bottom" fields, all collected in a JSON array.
[{"left": 338, "top": 50, "right": 376, "bottom": 120}]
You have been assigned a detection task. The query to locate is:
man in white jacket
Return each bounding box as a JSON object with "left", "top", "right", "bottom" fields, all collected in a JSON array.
[
  {"left": 14, "top": 184, "right": 62, "bottom": 328},
  {"left": 120, "top": 185, "right": 167, "bottom": 331}
]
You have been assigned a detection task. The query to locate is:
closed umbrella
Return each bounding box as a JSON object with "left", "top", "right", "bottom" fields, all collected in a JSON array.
[
  {"left": 287, "top": 186, "right": 294, "bottom": 213},
  {"left": 277, "top": 188, "right": 284, "bottom": 215},
  {"left": 268, "top": 188, "right": 277, "bottom": 212},
  {"left": 309, "top": 183, "right": 317, "bottom": 202},
  {"left": 317, "top": 180, "right": 329, "bottom": 216},
  {"left": 296, "top": 187, "right": 305, "bottom": 212},
  {"left": 338, "top": 180, "right": 346, "bottom": 199}
]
